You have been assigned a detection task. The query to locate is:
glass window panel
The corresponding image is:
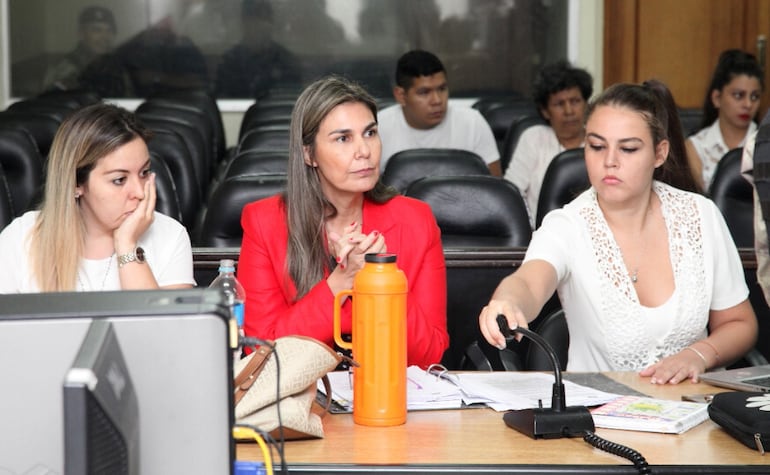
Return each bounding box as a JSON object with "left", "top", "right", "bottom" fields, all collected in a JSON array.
[{"left": 8, "top": 0, "right": 568, "bottom": 101}]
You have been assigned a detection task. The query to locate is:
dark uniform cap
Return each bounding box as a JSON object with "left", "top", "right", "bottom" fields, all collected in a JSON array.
[{"left": 79, "top": 6, "right": 116, "bottom": 31}]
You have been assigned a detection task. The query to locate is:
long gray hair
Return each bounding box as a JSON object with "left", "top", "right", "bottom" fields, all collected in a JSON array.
[{"left": 284, "top": 75, "right": 396, "bottom": 298}]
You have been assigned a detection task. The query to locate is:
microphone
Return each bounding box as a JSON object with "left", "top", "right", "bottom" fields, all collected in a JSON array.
[{"left": 496, "top": 314, "right": 595, "bottom": 439}]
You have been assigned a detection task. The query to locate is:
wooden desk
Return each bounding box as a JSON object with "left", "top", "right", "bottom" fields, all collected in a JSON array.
[{"left": 236, "top": 372, "right": 769, "bottom": 474}]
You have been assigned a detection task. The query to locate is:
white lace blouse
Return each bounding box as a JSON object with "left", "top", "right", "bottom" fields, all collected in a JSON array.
[{"left": 525, "top": 181, "right": 748, "bottom": 371}]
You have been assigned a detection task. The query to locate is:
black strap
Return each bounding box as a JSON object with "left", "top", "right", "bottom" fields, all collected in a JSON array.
[{"left": 753, "top": 111, "right": 770, "bottom": 245}]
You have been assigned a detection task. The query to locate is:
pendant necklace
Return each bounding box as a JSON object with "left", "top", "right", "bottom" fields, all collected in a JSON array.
[{"left": 77, "top": 253, "right": 115, "bottom": 291}]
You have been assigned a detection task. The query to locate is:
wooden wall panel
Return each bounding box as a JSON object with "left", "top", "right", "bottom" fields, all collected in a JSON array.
[{"left": 604, "top": 0, "right": 770, "bottom": 113}]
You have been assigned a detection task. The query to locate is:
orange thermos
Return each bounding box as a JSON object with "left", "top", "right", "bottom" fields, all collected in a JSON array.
[{"left": 333, "top": 253, "right": 408, "bottom": 426}]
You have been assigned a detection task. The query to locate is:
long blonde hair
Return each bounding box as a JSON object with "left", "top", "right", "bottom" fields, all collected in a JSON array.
[{"left": 30, "top": 103, "right": 151, "bottom": 291}]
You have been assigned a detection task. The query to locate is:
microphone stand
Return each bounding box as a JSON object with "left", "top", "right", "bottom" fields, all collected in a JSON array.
[{"left": 497, "top": 315, "right": 595, "bottom": 439}]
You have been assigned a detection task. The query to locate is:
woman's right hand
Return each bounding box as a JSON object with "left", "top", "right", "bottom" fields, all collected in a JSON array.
[
  {"left": 327, "top": 223, "right": 386, "bottom": 295},
  {"left": 478, "top": 299, "right": 529, "bottom": 350}
]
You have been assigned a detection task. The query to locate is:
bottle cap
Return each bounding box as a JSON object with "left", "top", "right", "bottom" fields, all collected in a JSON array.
[
  {"left": 218, "top": 258, "right": 236, "bottom": 272},
  {"left": 365, "top": 253, "right": 396, "bottom": 263}
]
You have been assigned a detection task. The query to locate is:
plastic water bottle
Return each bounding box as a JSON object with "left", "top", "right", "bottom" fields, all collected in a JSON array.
[{"left": 209, "top": 259, "right": 246, "bottom": 361}]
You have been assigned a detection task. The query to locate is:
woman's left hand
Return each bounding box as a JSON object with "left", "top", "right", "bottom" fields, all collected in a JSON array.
[
  {"left": 114, "top": 173, "right": 156, "bottom": 252},
  {"left": 639, "top": 349, "right": 706, "bottom": 384},
  {"left": 329, "top": 222, "right": 387, "bottom": 273}
]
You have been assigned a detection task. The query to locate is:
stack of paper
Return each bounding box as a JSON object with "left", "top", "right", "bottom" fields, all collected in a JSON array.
[{"left": 319, "top": 366, "right": 621, "bottom": 412}]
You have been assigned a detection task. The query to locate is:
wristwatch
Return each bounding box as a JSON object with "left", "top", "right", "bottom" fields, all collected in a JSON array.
[{"left": 118, "top": 247, "right": 146, "bottom": 268}]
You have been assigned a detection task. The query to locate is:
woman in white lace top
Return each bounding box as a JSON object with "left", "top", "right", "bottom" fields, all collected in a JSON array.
[{"left": 479, "top": 80, "right": 758, "bottom": 383}]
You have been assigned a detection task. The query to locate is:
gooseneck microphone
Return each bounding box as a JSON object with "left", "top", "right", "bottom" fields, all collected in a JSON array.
[{"left": 496, "top": 314, "right": 595, "bottom": 438}]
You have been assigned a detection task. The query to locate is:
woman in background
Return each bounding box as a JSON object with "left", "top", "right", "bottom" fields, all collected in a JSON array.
[
  {"left": 686, "top": 49, "right": 764, "bottom": 192},
  {"left": 0, "top": 103, "right": 195, "bottom": 292},
  {"left": 480, "top": 80, "right": 756, "bottom": 384},
  {"left": 238, "top": 75, "right": 448, "bottom": 368}
]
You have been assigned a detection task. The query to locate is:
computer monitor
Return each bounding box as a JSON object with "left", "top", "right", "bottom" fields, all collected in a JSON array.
[
  {"left": 64, "top": 319, "right": 139, "bottom": 475},
  {"left": 0, "top": 288, "right": 233, "bottom": 475}
]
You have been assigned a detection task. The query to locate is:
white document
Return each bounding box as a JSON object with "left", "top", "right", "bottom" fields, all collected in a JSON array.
[{"left": 319, "top": 367, "right": 620, "bottom": 412}]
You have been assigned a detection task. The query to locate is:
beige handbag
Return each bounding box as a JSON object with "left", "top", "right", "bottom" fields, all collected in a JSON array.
[{"left": 233, "top": 335, "right": 345, "bottom": 439}]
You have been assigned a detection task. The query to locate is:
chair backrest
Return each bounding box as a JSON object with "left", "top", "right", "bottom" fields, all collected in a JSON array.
[
  {"left": 222, "top": 150, "right": 288, "bottom": 180},
  {"left": 236, "top": 125, "right": 290, "bottom": 155},
  {"left": 0, "top": 111, "right": 61, "bottom": 160},
  {"left": 525, "top": 307, "right": 569, "bottom": 371},
  {"left": 500, "top": 115, "right": 547, "bottom": 174},
  {"left": 381, "top": 148, "right": 490, "bottom": 193},
  {"left": 0, "top": 165, "right": 15, "bottom": 231},
  {"left": 708, "top": 147, "right": 753, "bottom": 248},
  {"left": 136, "top": 101, "right": 216, "bottom": 177},
  {"left": 195, "top": 174, "right": 287, "bottom": 247},
  {"left": 149, "top": 152, "right": 182, "bottom": 224},
  {"left": 0, "top": 127, "right": 45, "bottom": 215},
  {"left": 147, "top": 90, "right": 226, "bottom": 165},
  {"left": 239, "top": 101, "right": 294, "bottom": 142},
  {"left": 473, "top": 98, "right": 539, "bottom": 155},
  {"left": 405, "top": 175, "right": 532, "bottom": 248},
  {"left": 535, "top": 148, "right": 589, "bottom": 228},
  {"left": 137, "top": 112, "right": 210, "bottom": 195},
  {"left": 146, "top": 129, "right": 201, "bottom": 229},
  {"left": 679, "top": 107, "right": 703, "bottom": 137}
]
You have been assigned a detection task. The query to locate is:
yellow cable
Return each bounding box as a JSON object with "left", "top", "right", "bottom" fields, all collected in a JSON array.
[{"left": 233, "top": 426, "right": 274, "bottom": 475}]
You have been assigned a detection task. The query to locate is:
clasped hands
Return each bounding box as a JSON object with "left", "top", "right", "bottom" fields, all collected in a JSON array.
[{"left": 328, "top": 221, "right": 386, "bottom": 286}]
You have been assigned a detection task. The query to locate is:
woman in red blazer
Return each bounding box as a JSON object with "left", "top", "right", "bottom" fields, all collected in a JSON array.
[{"left": 238, "top": 76, "right": 448, "bottom": 368}]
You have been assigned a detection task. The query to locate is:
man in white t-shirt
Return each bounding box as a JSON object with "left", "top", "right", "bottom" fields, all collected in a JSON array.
[
  {"left": 503, "top": 60, "right": 593, "bottom": 227},
  {"left": 378, "top": 50, "right": 500, "bottom": 176}
]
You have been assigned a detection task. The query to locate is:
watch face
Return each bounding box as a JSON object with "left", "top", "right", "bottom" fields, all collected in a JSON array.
[{"left": 136, "top": 247, "right": 145, "bottom": 262}]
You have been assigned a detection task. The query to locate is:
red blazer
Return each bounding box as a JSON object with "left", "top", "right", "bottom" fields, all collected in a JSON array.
[{"left": 238, "top": 194, "right": 448, "bottom": 367}]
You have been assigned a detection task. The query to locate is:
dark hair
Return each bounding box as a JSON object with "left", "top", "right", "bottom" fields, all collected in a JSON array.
[
  {"left": 285, "top": 75, "right": 397, "bottom": 299},
  {"left": 242, "top": 0, "right": 273, "bottom": 19},
  {"left": 395, "top": 50, "right": 446, "bottom": 90},
  {"left": 586, "top": 80, "right": 699, "bottom": 193},
  {"left": 699, "top": 49, "right": 764, "bottom": 128},
  {"left": 533, "top": 60, "right": 593, "bottom": 118}
]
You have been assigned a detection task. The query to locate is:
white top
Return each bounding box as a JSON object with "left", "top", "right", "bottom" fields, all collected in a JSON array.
[
  {"left": 504, "top": 124, "right": 569, "bottom": 227},
  {"left": 377, "top": 104, "right": 499, "bottom": 169},
  {"left": 0, "top": 211, "right": 195, "bottom": 293},
  {"left": 524, "top": 181, "right": 748, "bottom": 372},
  {"left": 689, "top": 119, "right": 756, "bottom": 188}
]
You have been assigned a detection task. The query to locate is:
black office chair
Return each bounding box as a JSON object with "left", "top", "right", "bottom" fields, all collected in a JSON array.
[
  {"left": 0, "top": 111, "right": 61, "bottom": 160},
  {"left": 146, "top": 129, "right": 202, "bottom": 229},
  {"left": 0, "top": 165, "right": 15, "bottom": 231},
  {"left": 35, "top": 89, "right": 101, "bottom": 108},
  {"left": 146, "top": 89, "right": 226, "bottom": 165},
  {"left": 136, "top": 101, "right": 216, "bottom": 177},
  {"left": 381, "top": 148, "right": 490, "bottom": 193},
  {"left": 405, "top": 175, "right": 532, "bottom": 248},
  {"left": 535, "top": 148, "right": 590, "bottom": 228},
  {"left": 236, "top": 125, "right": 290, "bottom": 155},
  {"left": 523, "top": 307, "right": 569, "bottom": 371},
  {"left": 149, "top": 152, "right": 182, "bottom": 224},
  {"left": 708, "top": 147, "right": 753, "bottom": 248},
  {"left": 221, "top": 150, "right": 288, "bottom": 180},
  {"left": 473, "top": 98, "right": 539, "bottom": 155},
  {"left": 194, "top": 174, "right": 287, "bottom": 247},
  {"left": 239, "top": 101, "right": 294, "bottom": 142},
  {"left": 678, "top": 107, "right": 704, "bottom": 137},
  {"left": 500, "top": 115, "right": 547, "bottom": 174},
  {"left": 0, "top": 127, "right": 44, "bottom": 215},
  {"left": 137, "top": 112, "right": 211, "bottom": 196}
]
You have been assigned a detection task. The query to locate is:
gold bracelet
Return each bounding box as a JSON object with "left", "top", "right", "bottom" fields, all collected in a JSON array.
[
  {"left": 684, "top": 346, "right": 708, "bottom": 368},
  {"left": 699, "top": 340, "right": 720, "bottom": 364}
]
